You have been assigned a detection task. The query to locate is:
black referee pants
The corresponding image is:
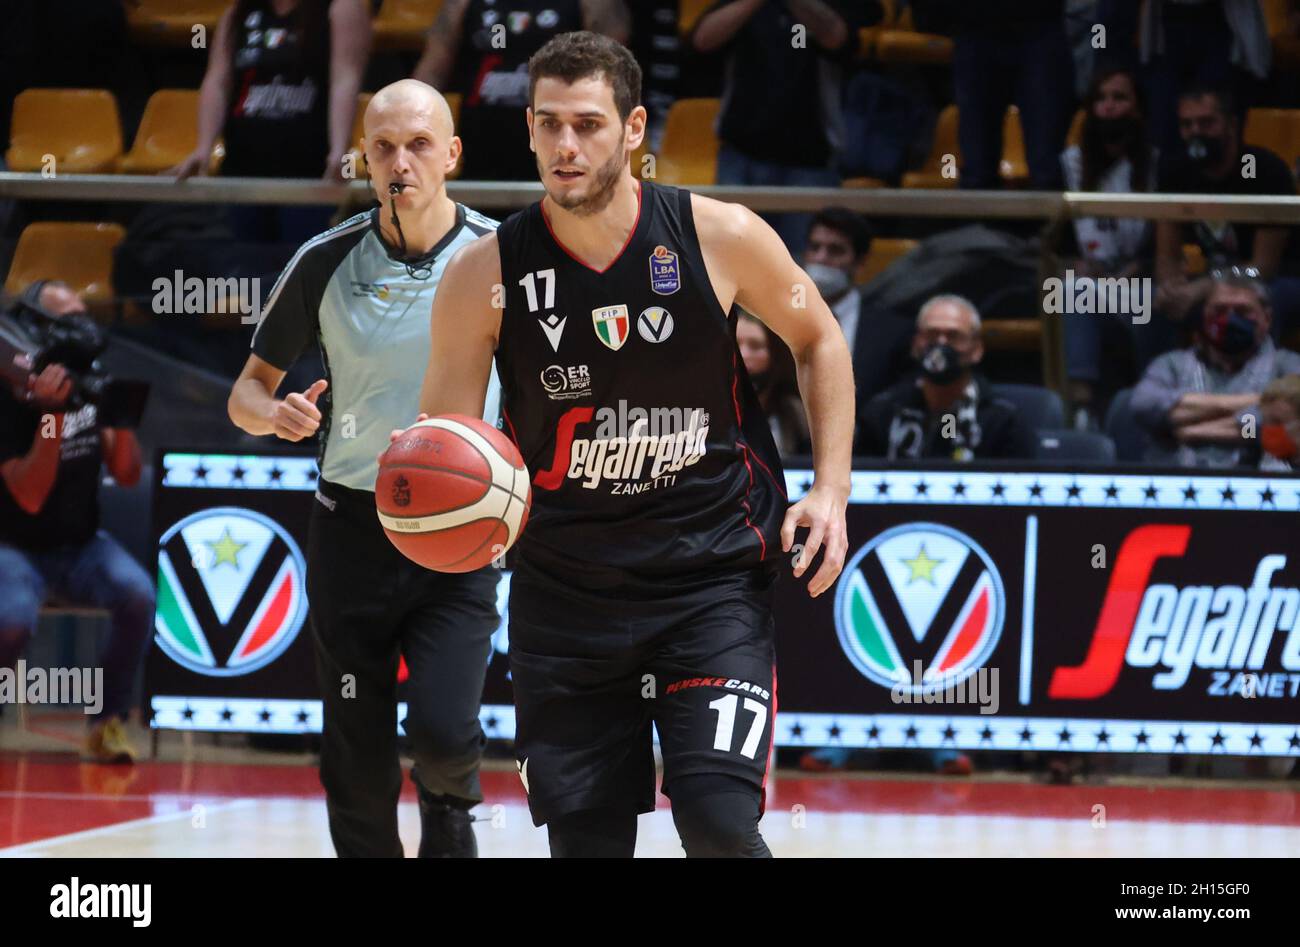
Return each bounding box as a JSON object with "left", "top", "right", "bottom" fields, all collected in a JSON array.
[{"left": 306, "top": 479, "right": 499, "bottom": 857}]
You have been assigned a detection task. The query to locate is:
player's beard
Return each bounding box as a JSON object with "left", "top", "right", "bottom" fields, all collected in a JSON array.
[{"left": 543, "top": 144, "right": 625, "bottom": 218}]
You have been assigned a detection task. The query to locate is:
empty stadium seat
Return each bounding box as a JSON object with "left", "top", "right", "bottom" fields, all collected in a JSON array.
[
  {"left": 873, "top": 0, "right": 953, "bottom": 65},
  {"left": 999, "top": 106, "right": 1029, "bottom": 185},
  {"left": 127, "top": 0, "right": 228, "bottom": 46},
  {"left": 120, "top": 89, "right": 215, "bottom": 174},
  {"left": 7, "top": 89, "right": 123, "bottom": 174},
  {"left": 991, "top": 382, "right": 1065, "bottom": 432},
  {"left": 373, "top": 0, "right": 443, "bottom": 51},
  {"left": 1105, "top": 388, "right": 1152, "bottom": 462},
  {"left": 651, "top": 98, "right": 721, "bottom": 186},
  {"left": 4, "top": 222, "right": 127, "bottom": 302},
  {"left": 1035, "top": 429, "right": 1118, "bottom": 463},
  {"left": 1066, "top": 109, "right": 1085, "bottom": 149},
  {"left": 680, "top": 0, "right": 714, "bottom": 37},
  {"left": 981, "top": 318, "right": 1042, "bottom": 353},
  {"left": 1244, "top": 108, "right": 1300, "bottom": 166},
  {"left": 855, "top": 237, "right": 918, "bottom": 285},
  {"left": 903, "top": 105, "right": 1032, "bottom": 189}
]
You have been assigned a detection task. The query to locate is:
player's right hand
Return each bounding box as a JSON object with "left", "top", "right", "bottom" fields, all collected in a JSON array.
[
  {"left": 378, "top": 413, "right": 430, "bottom": 464},
  {"left": 28, "top": 363, "right": 72, "bottom": 410},
  {"left": 272, "top": 379, "right": 328, "bottom": 442}
]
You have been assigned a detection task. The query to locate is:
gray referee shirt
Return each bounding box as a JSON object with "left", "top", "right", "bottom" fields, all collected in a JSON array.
[{"left": 250, "top": 204, "right": 501, "bottom": 491}]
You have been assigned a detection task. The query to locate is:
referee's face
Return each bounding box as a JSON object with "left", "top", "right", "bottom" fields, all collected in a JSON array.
[{"left": 363, "top": 102, "right": 461, "bottom": 212}]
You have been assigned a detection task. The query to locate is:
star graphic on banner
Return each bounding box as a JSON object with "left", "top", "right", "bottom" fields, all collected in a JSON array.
[
  {"left": 182, "top": 705, "right": 195, "bottom": 721},
  {"left": 1220, "top": 484, "right": 1237, "bottom": 504},
  {"left": 268, "top": 465, "right": 284, "bottom": 483},
  {"left": 800, "top": 477, "right": 813, "bottom": 494},
  {"left": 206, "top": 527, "right": 247, "bottom": 568},
  {"left": 1104, "top": 482, "right": 1120, "bottom": 501},
  {"left": 1183, "top": 483, "right": 1198, "bottom": 503},
  {"left": 1210, "top": 729, "right": 1227, "bottom": 752},
  {"left": 193, "top": 462, "right": 209, "bottom": 482},
  {"left": 1249, "top": 730, "right": 1264, "bottom": 752},
  {"left": 259, "top": 708, "right": 272, "bottom": 724},
  {"left": 979, "top": 725, "right": 995, "bottom": 745},
  {"left": 991, "top": 480, "right": 1007, "bottom": 499},
  {"left": 1018, "top": 724, "right": 1034, "bottom": 745},
  {"left": 914, "top": 480, "right": 929, "bottom": 497},
  {"left": 952, "top": 480, "right": 968, "bottom": 498},
  {"left": 1066, "top": 481, "right": 1082, "bottom": 501},
  {"left": 875, "top": 479, "right": 890, "bottom": 497},
  {"left": 231, "top": 464, "right": 246, "bottom": 482},
  {"left": 1143, "top": 482, "right": 1159, "bottom": 502},
  {"left": 866, "top": 724, "right": 881, "bottom": 744},
  {"left": 1028, "top": 481, "right": 1045, "bottom": 500},
  {"left": 903, "top": 724, "right": 919, "bottom": 744},
  {"left": 1172, "top": 729, "right": 1188, "bottom": 750},
  {"left": 789, "top": 722, "right": 804, "bottom": 740},
  {"left": 485, "top": 714, "right": 500, "bottom": 733},
  {"left": 941, "top": 723, "right": 957, "bottom": 744},
  {"left": 1134, "top": 728, "right": 1150, "bottom": 748},
  {"left": 903, "top": 545, "right": 944, "bottom": 584},
  {"left": 1056, "top": 725, "right": 1072, "bottom": 746},
  {"left": 220, "top": 707, "right": 234, "bottom": 722},
  {"left": 828, "top": 722, "right": 842, "bottom": 740},
  {"left": 1094, "top": 727, "right": 1111, "bottom": 747},
  {"left": 1259, "top": 486, "right": 1276, "bottom": 506},
  {"left": 296, "top": 708, "right": 310, "bottom": 725},
  {"left": 1289, "top": 730, "right": 1300, "bottom": 753}
]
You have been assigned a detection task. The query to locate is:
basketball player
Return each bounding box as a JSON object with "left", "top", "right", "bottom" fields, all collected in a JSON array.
[
  {"left": 416, "top": 32, "right": 854, "bottom": 857},
  {"left": 228, "top": 79, "right": 502, "bottom": 857}
]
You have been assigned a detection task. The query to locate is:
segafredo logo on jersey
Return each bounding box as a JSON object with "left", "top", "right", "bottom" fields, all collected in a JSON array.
[
  {"left": 532, "top": 402, "right": 710, "bottom": 493},
  {"left": 155, "top": 508, "right": 307, "bottom": 677},
  {"left": 1049, "top": 525, "right": 1300, "bottom": 699},
  {"left": 834, "top": 523, "right": 1005, "bottom": 695}
]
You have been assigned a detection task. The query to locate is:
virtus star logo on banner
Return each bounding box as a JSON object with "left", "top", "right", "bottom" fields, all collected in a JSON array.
[
  {"left": 834, "top": 522, "right": 1005, "bottom": 694},
  {"left": 155, "top": 507, "right": 308, "bottom": 677}
]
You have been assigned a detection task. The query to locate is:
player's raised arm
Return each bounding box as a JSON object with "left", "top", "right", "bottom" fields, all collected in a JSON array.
[
  {"left": 695, "top": 194, "right": 855, "bottom": 597},
  {"left": 419, "top": 232, "right": 504, "bottom": 419}
]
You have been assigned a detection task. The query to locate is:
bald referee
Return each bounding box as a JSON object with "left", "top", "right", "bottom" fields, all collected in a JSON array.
[{"left": 228, "top": 80, "right": 501, "bottom": 858}]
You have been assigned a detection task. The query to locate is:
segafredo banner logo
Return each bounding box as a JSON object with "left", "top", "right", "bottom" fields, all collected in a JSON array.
[
  {"left": 834, "top": 523, "right": 1006, "bottom": 695},
  {"left": 155, "top": 508, "right": 307, "bottom": 677}
]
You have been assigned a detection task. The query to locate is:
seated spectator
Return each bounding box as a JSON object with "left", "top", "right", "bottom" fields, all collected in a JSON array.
[
  {"left": 0, "top": 282, "right": 155, "bottom": 763},
  {"left": 692, "top": 0, "right": 879, "bottom": 253},
  {"left": 173, "top": 0, "right": 372, "bottom": 242},
  {"left": 736, "top": 311, "right": 809, "bottom": 456},
  {"left": 802, "top": 207, "right": 913, "bottom": 403},
  {"left": 414, "top": 1, "right": 630, "bottom": 181},
  {"left": 1058, "top": 64, "right": 1159, "bottom": 427},
  {"left": 1254, "top": 374, "right": 1300, "bottom": 471},
  {"left": 1154, "top": 85, "right": 1297, "bottom": 333},
  {"left": 857, "top": 295, "right": 1036, "bottom": 460},
  {"left": 1132, "top": 272, "right": 1300, "bottom": 467}
]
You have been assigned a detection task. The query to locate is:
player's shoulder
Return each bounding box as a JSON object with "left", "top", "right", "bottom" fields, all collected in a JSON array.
[
  {"left": 689, "top": 191, "right": 760, "bottom": 244},
  {"left": 445, "top": 227, "right": 501, "bottom": 285},
  {"left": 460, "top": 204, "right": 500, "bottom": 235},
  {"left": 274, "top": 211, "right": 370, "bottom": 286}
]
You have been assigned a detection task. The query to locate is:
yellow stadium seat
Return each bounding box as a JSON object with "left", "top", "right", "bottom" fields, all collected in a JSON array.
[
  {"left": 981, "top": 318, "right": 1042, "bottom": 353},
  {"left": 7, "top": 89, "right": 123, "bottom": 174},
  {"left": 651, "top": 98, "right": 721, "bottom": 186},
  {"left": 1066, "top": 108, "right": 1086, "bottom": 148},
  {"left": 855, "top": 237, "right": 918, "bottom": 285},
  {"left": 120, "top": 89, "right": 218, "bottom": 174},
  {"left": 841, "top": 177, "right": 886, "bottom": 189},
  {"left": 1263, "top": 0, "right": 1300, "bottom": 70},
  {"left": 679, "top": 0, "right": 714, "bottom": 37},
  {"left": 127, "top": 0, "right": 229, "bottom": 47},
  {"left": 999, "top": 106, "right": 1029, "bottom": 186},
  {"left": 1183, "top": 243, "right": 1207, "bottom": 277},
  {"left": 5, "top": 223, "right": 128, "bottom": 303},
  {"left": 373, "top": 0, "right": 443, "bottom": 51},
  {"left": 1245, "top": 108, "right": 1300, "bottom": 166},
  {"left": 902, "top": 103, "right": 959, "bottom": 189},
  {"left": 874, "top": 0, "right": 953, "bottom": 65}
]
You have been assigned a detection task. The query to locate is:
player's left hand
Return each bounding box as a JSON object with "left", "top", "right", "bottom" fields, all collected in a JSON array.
[
  {"left": 781, "top": 482, "right": 849, "bottom": 598},
  {"left": 377, "top": 412, "right": 431, "bottom": 465}
]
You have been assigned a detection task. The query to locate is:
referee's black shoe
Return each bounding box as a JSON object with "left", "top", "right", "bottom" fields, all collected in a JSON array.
[{"left": 417, "top": 786, "right": 479, "bottom": 858}]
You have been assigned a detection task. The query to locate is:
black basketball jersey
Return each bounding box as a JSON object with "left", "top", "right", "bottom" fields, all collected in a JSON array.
[{"left": 494, "top": 181, "right": 788, "bottom": 593}]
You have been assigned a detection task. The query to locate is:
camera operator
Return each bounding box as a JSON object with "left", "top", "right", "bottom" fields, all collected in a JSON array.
[{"left": 0, "top": 281, "right": 154, "bottom": 764}]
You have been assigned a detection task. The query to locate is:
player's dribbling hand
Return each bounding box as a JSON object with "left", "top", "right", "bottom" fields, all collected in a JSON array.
[
  {"left": 377, "top": 413, "right": 430, "bottom": 464},
  {"left": 272, "top": 379, "right": 328, "bottom": 442},
  {"left": 781, "top": 482, "right": 849, "bottom": 598}
]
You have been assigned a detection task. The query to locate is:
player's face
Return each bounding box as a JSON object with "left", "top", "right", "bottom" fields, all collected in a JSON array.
[
  {"left": 529, "top": 76, "right": 643, "bottom": 217},
  {"left": 364, "top": 105, "right": 460, "bottom": 211}
]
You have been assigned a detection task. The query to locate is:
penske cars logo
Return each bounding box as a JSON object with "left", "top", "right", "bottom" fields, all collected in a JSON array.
[
  {"left": 532, "top": 402, "right": 710, "bottom": 494},
  {"left": 1050, "top": 524, "right": 1300, "bottom": 699},
  {"left": 834, "top": 523, "right": 1005, "bottom": 694},
  {"left": 155, "top": 508, "right": 307, "bottom": 677}
]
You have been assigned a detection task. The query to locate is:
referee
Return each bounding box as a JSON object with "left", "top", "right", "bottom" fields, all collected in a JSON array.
[{"left": 228, "top": 80, "right": 501, "bottom": 857}]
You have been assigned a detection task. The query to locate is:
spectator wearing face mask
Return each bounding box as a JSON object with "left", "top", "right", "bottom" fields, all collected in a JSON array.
[
  {"left": 857, "top": 295, "right": 1036, "bottom": 460},
  {"left": 1154, "top": 85, "right": 1298, "bottom": 331},
  {"left": 1250, "top": 374, "right": 1300, "bottom": 471},
  {"left": 736, "top": 311, "right": 809, "bottom": 457},
  {"left": 1133, "top": 273, "right": 1300, "bottom": 467}
]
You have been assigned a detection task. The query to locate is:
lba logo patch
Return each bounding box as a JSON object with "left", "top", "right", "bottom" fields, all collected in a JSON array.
[
  {"left": 834, "top": 522, "right": 1004, "bottom": 693},
  {"left": 155, "top": 507, "right": 308, "bottom": 677},
  {"left": 649, "top": 245, "right": 680, "bottom": 295}
]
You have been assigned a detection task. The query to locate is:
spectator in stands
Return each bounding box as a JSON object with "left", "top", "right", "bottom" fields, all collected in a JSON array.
[
  {"left": 736, "top": 311, "right": 809, "bottom": 456},
  {"left": 0, "top": 281, "right": 154, "bottom": 764},
  {"left": 1057, "top": 65, "right": 1159, "bottom": 429},
  {"left": 858, "top": 295, "right": 1037, "bottom": 460},
  {"left": 172, "top": 0, "right": 372, "bottom": 241},
  {"left": 1154, "top": 85, "right": 1297, "bottom": 329},
  {"left": 1250, "top": 374, "right": 1300, "bottom": 470},
  {"left": 692, "top": 1, "right": 879, "bottom": 253},
  {"left": 1138, "top": 0, "right": 1271, "bottom": 153},
  {"left": 413, "top": 1, "right": 630, "bottom": 181},
  {"left": 922, "top": 0, "right": 1073, "bottom": 190},
  {"left": 803, "top": 207, "right": 913, "bottom": 407},
  {"left": 1133, "top": 272, "right": 1300, "bottom": 467}
]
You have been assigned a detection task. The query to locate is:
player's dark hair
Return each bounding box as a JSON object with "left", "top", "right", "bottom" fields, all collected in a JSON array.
[
  {"left": 809, "top": 207, "right": 872, "bottom": 259},
  {"left": 1178, "top": 83, "right": 1238, "bottom": 125},
  {"left": 528, "top": 31, "right": 641, "bottom": 123}
]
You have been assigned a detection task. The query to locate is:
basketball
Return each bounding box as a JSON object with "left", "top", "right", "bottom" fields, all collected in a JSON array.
[{"left": 375, "top": 414, "right": 531, "bottom": 572}]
